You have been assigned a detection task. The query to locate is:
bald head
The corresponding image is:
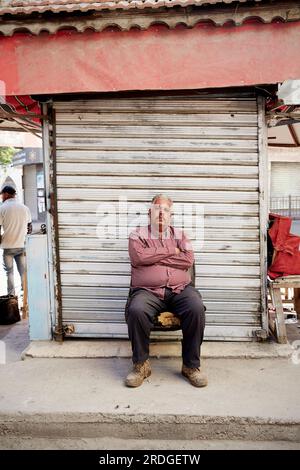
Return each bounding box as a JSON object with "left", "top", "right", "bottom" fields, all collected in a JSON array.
[{"left": 151, "top": 194, "right": 173, "bottom": 207}]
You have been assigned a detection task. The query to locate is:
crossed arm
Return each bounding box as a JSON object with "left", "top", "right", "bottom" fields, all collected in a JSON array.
[{"left": 128, "top": 233, "right": 194, "bottom": 270}]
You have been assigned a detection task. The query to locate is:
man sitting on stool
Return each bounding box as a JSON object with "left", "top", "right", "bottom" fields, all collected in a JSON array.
[{"left": 125, "top": 194, "right": 207, "bottom": 388}]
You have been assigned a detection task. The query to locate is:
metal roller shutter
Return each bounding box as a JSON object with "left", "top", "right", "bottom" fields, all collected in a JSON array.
[
  {"left": 53, "top": 92, "right": 264, "bottom": 340},
  {"left": 271, "top": 162, "right": 300, "bottom": 197}
]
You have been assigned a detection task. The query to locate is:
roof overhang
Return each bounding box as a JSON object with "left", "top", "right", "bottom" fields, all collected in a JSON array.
[
  {"left": 0, "top": 1, "right": 297, "bottom": 36},
  {"left": 0, "top": 96, "right": 42, "bottom": 136},
  {"left": 0, "top": 0, "right": 264, "bottom": 16},
  {"left": 0, "top": 1, "right": 300, "bottom": 96}
]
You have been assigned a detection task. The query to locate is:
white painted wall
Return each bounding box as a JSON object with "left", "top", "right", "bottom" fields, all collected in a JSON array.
[{"left": 0, "top": 130, "right": 41, "bottom": 148}]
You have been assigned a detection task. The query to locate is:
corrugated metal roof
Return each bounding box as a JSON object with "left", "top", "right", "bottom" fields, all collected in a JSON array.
[
  {"left": 0, "top": 0, "right": 263, "bottom": 15},
  {"left": 1, "top": 1, "right": 298, "bottom": 36}
]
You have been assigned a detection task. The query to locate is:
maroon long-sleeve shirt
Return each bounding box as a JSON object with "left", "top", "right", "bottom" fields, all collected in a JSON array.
[{"left": 128, "top": 225, "right": 194, "bottom": 299}]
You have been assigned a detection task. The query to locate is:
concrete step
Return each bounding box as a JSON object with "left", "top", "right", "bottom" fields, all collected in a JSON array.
[
  {"left": 1, "top": 411, "right": 299, "bottom": 443},
  {"left": 0, "top": 437, "right": 299, "bottom": 450},
  {"left": 22, "top": 339, "right": 294, "bottom": 360}
]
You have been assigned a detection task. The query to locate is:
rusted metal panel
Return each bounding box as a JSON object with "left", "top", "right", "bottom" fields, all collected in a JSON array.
[
  {"left": 61, "top": 322, "right": 260, "bottom": 340},
  {"left": 257, "top": 95, "right": 269, "bottom": 334},
  {"left": 0, "top": 0, "right": 264, "bottom": 16},
  {"left": 59, "top": 250, "right": 260, "bottom": 264},
  {"left": 52, "top": 92, "right": 266, "bottom": 340},
  {"left": 56, "top": 188, "right": 260, "bottom": 203},
  {"left": 61, "top": 285, "right": 261, "bottom": 300},
  {"left": 56, "top": 163, "right": 259, "bottom": 178},
  {"left": 58, "top": 237, "right": 260, "bottom": 251},
  {"left": 58, "top": 202, "right": 259, "bottom": 215},
  {"left": 2, "top": 21, "right": 300, "bottom": 95},
  {"left": 56, "top": 176, "right": 259, "bottom": 190},
  {"left": 54, "top": 98, "right": 258, "bottom": 111},
  {"left": 56, "top": 113, "right": 258, "bottom": 128},
  {"left": 0, "top": 1, "right": 298, "bottom": 37}
]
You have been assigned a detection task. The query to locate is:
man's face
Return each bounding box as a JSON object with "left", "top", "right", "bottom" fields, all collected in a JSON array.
[{"left": 149, "top": 198, "right": 172, "bottom": 231}]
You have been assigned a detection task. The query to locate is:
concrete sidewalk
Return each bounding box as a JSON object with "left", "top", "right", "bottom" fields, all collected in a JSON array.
[
  {"left": 0, "top": 355, "right": 300, "bottom": 448},
  {"left": 0, "top": 320, "right": 300, "bottom": 449},
  {"left": 22, "top": 338, "right": 294, "bottom": 360}
]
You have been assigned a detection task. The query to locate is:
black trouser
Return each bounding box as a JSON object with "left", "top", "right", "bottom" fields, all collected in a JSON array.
[{"left": 125, "top": 284, "right": 206, "bottom": 368}]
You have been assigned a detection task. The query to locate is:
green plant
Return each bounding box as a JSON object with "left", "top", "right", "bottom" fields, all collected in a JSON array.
[{"left": 0, "top": 147, "right": 15, "bottom": 167}]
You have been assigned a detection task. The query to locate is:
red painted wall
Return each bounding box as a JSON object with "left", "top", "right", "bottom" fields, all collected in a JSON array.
[{"left": 1, "top": 21, "right": 300, "bottom": 96}]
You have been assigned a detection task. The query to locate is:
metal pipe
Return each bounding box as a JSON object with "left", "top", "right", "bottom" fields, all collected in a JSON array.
[
  {"left": 49, "top": 105, "right": 64, "bottom": 342},
  {"left": 42, "top": 103, "right": 56, "bottom": 338}
]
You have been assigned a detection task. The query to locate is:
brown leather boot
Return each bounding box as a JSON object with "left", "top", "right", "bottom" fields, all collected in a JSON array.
[
  {"left": 182, "top": 364, "right": 208, "bottom": 387},
  {"left": 125, "top": 359, "right": 151, "bottom": 387}
]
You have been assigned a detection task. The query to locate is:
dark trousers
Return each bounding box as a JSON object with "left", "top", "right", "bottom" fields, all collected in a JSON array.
[{"left": 125, "top": 284, "right": 206, "bottom": 368}]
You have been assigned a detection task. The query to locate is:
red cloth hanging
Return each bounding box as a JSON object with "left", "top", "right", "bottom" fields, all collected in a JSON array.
[{"left": 268, "top": 213, "right": 300, "bottom": 279}]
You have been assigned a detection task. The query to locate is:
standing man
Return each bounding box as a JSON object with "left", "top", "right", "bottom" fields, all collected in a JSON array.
[
  {"left": 125, "top": 194, "right": 207, "bottom": 388},
  {"left": 0, "top": 186, "right": 32, "bottom": 296}
]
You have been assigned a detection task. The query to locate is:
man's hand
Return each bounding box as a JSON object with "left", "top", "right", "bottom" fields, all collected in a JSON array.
[{"left": 175, "top": 247, "right": 181, "bottom": 255}]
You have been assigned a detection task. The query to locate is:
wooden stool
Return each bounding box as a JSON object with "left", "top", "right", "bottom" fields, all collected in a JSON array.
[{"left": 269, "top": 275, "right": 300, "bottom": 343}]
